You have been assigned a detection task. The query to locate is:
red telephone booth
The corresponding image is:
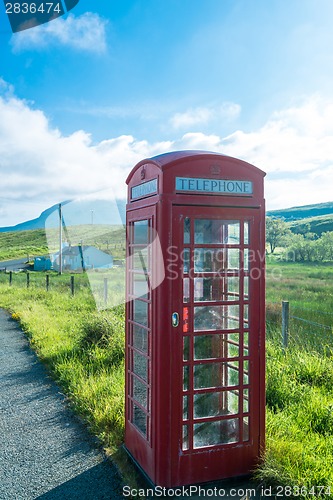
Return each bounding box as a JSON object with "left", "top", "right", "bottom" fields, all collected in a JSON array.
[{"left": 125, "top": 151, "right": 266, "bottom": 487}]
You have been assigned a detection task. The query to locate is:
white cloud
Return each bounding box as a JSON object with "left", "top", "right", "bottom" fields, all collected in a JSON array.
[
  {"left": 11, "top": 13, "right": 108, "bottom": 54},
  {"left": 221, "top": 96, "right": 333, "bottom": 176},
  {"left": 1, "top": 86, "right": 333, "bottom": 226},
  {"left": 170, "top": 103, "right": 241, "bottom": 129}
]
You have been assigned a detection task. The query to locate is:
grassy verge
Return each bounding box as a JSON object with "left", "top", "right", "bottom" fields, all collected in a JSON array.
[
  {"left": 0, "top": 262, "right": 332, "bottom": 495},
  {"left": 0, "top": 275, "right": 125, "bottom": 451},
  {"left": 258, "top": 262, "right": 333, "bottom": 496}
]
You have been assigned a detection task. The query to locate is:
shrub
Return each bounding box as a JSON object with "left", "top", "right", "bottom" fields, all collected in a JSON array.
[{"left": 78, "top": 312, "right": 124, "bottom": 366}]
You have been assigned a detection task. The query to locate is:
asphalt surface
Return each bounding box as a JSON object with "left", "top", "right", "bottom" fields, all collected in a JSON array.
[
  {"left": 0, "top": 308, "right": 123, "bottom": 500},
  {"left": 0, "top": 258, "right": 30, "bottom": 272}
]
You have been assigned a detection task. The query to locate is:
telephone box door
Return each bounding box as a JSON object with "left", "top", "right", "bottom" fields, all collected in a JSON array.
[{"left": 170, "top": 205, "right": 264, "bottom": 485}]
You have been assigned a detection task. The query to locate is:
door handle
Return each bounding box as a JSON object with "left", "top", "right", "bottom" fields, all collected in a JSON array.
[{"left": 172, "top": 312, "right": 179, "bottom": 327}]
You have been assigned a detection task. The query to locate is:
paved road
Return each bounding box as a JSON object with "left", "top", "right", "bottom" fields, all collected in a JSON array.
[
  {"left": 0, "top": 309, "right": 123, "bottom": 500},
  {"left": 0, "top": 258, "right": 30, "bottom": 272}
]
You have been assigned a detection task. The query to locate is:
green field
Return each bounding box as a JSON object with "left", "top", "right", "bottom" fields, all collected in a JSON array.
[
  {"left": 0, "top": 262, "right": 333, "bottom": 495},
  {"left": 289, "top": 214, "right": 333, "bottom": 236},
  {"left": 262, "top": 262, "right": 333, "bottom": 494},
  {"left": 0, "top": 225, "right": 126, "bottom": 263},
  {"left": 0, "top": 229, "right": 48, "bottom": 261}
]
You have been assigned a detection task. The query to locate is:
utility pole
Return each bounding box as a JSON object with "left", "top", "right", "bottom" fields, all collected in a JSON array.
[{"left": 59, "top": 203, "right": 63, "bottom": 275}]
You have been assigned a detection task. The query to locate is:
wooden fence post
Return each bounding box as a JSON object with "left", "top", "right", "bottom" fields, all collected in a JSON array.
[
  {"left": 71, "top": 275, "right": 75, "bottom": 296},
  {"left": 26, "top": 272, "right": 30, "bottom": 288},
  {"left": 282, "top": 300, "right": 289, "bottom": 350},
  {"left": 9, "top": 271, "right": 12, "bottom": 286},
  {"left": 46, "top": 274, "right": 50, "bottom": 292}
]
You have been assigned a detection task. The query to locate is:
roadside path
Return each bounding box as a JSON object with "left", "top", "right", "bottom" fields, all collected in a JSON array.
[
  {"left": 0, "top": 308, "right": 123, "bottom": 500},
  {"left": 0, "top": 258, "right": 30, "bottom": 272}
]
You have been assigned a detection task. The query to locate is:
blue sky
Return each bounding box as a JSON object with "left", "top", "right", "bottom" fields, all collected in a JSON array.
[{"left": 1, "top": 0, "right": 333, "bottom": 225}]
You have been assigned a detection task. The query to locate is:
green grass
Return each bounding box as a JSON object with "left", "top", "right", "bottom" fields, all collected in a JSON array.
[
  {"left": 289, "top": 214, "right": 333, "bottom": 236},
  {"left": 0, "top": 229, "right": 48, "bottom": 261},
  {"left": 0, "top": 225, "right": 126, "bottom": 263},
  {"left": 0, "top": 274, "right": 125, "bottom": 450},
  {"left": 0, "top": 261, "right": 333, "bottom": 495},
  {"left": 266, "top": 260, "right": 333, "bottom": 310},
  {"left": 260, "top": 261, "right": 333, "bottom": 495}
]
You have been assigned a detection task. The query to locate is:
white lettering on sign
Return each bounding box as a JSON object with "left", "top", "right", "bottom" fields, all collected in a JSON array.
[
  {"left": 131, "top": 178, "right": 158, "bottom": 200},
  {"left": 175, "top": 177, "right": 253, "bottom": 195}
]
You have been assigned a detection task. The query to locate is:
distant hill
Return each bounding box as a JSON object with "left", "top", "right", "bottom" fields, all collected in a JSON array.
[
  {"left": 0, "top": 203, "right": 68, "bottom": 233},
  {"left": 267, "top": 201, "right": 333, "bottom": 236},
  {"left": 1, "top": 199, "right": 333, "bottom": 236},
  {"left": 0, "top": 199, "right": 126, "bottom": 233},
  {"left": 267, "top": 201, "right": 333, "bottom": 221}
]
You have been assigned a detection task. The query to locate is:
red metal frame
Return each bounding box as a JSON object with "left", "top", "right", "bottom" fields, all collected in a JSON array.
[{"left": 125, "top": 151, "right": 266, "bottom": 487}]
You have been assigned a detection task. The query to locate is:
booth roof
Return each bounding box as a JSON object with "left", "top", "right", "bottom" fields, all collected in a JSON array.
[{"left": 126, "top": 150, "right": 266, "bottom": 185}]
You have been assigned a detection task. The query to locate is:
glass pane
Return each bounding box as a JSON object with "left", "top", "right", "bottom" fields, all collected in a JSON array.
[
  {"left": 183, "top": 249, "right": 190, "bottom": 274},
  {"left": 182, "top": 425, "right": 189, "bottom": 450},
  {"left": 183, "top": 337, "right": 190, "bottom": 361},
  {"left": 244, "top": 305, "right": 249, "bottom": 328},
  {"left": 133, "top": 300, "right": 148, "bottom": 326},
  {"left": 194, "top": 277, "right": 220, "bottom": 302},
  {"left": 227, "top": 339, "right": 240, "bottom": 358},
  {"left": 194, "top": 361, "right": 239, "bottom": 389},
  {"left": 243, "top": 249, "right": 249, "bottom": 271},
  {"left": 184, "top": 217, "right": 190, "bottom": 244},
  {"left": 132, "top": 247, "right": 149, "bottom": 271},
  {"left": 132, "top": 324, "right": 148, "bottom": 353},
  {"left": 133, "top": 377, "right": 148, "bottom": 408},
  {"left": 133, "top": 274, "right": 148, "bottom": 299},
  {"left": 193, "top": 419, "right": 239, "bottom": 448},
  {"left": 243, "top": 389, "right": 249, "bottom": 413},
  {"left": 133, "top": 404, "right": 147, "bottom": 435},
  {"left": 183, "top": 277, "right": 189, "bottom": 303},
  {"left": 227, "top": 362, "right": 240, "bottom": 386},
  {"left": 244, "top": 360, "right": 249, "bottom": 385},
  {"left": 243, "top": 276, "right": 249, "bottom": 298},
  {"left": 225, "top": 222, "right": 240, "bottom": 244},
  {"left": 133, "top": 351, "right": 148, "bottom": 381},
  {"left": 194, "top": 333, "right": 240, "bottom": 360},
  {"left": 244, "top": 332, "right": 249, "bottom": 356},
  {"left": 183, "top": 396, "right": 189, "bottom": 420},
  {"left": 244, "top": 221, "right": 249, "bottom": 245},
  {"left": 194, "top": 219, "right": 221, "bottom": 244},
  {"left": 194, "top": 248, "right": 224, "bottom": 273},
  {"left": 194, "top": 220, "right": 240, "bottom": 244},
  {"left": 133, "top": 220, "right": 149, "bottom": 244},
  {"left": 194, "top": 305, "right": 240, "bottom": 331},
  {"left": 194, "top": 390, "right": 239, "bottom": 418},
  {"left": 183, "top": 365, "right": 189, "bottom": 391},
  {"left": 227, "top": 249, "right": 240, "bottom": 270},
  {"left": 243, "top": 417, "right": 249, "bottom": 441},
  {"left": 225, "top": 276, "right": 239, "bottom": 301}
]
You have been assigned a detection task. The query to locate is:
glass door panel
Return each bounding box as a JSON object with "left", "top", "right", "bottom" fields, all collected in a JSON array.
[
  {"left": 181, "top": 214, "right": 252, "bottom": 452},
  {"left": 128, "top": 218, "right": 152, "bottom": 441}
]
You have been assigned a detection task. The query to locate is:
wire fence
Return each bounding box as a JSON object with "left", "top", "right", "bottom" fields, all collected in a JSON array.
[
  {"left": 266, "top": 301, "right": 333, "bottom": 354},
  {"left": 1, "top": 270, "right": 332, "bottom": 352},
  {"left": 0, "top": 269, "right": 89, "bottom": 294},
  {"left": 0, "top": 266, "right": 127, "bottom": 311}
]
